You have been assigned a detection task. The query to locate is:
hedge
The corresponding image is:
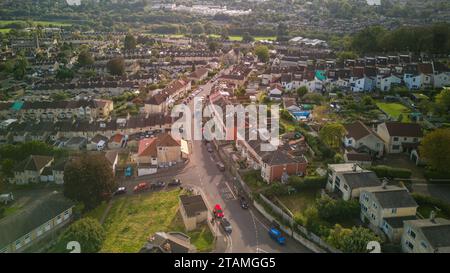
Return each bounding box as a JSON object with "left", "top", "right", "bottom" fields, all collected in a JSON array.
[
  {"left": 424, "top": 169, "right": 450, "bottom": 182},
  {"left": 411, "top": 193, "right": 450, "bottom": 217},
  {"left": 288, "top": 176, "right": 327, "bottom": 191},
  {"left": 369, "top": 165, "right": 412, "bottom": 179}
]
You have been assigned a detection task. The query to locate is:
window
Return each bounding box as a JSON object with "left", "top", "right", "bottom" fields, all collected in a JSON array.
[
  {"left": 335, "top": 177, "right": 341, "bottom": 187},
  {"left": 391, "top": 208, "right": 397, "bottom": 214},
  {"left": 343, "top": 184, "right": 349, "bottom": 191},
  {"left": 393, "top": 137, "right": 399, "bottom": 141},
  {"left": 392, "top": 145, "right": 400, "bottom": 150},
  {"left": 413, "top": 138, "right": 418, "bottom": 142},
  {"left": 408, "top": 228, "right": 416, "bottom": 239},
  {"left": 373, "top": 202, "right": 378, "bottom": 209},
  {"left": 15, "top": 240, "right": 22, "bottom": 250},
  {"left": 421, "top": 241, "right": 428, "bottom": 249},
  {"left": 405, "top": 240, "right": 414, "bottom": 250}
]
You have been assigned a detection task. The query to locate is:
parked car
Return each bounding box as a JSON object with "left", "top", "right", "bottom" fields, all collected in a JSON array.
[
  {"left": 168, "top": 179, "right": 182, "bottom": 186},
  {"left": 268, "top": 228, "right": 286, "bottom": 245},
  {"left": 213, "top": 204, "right": 224, "bottom": 218},
  {"left": 134, "top": 182, "right": 149, "bottom": 193},
  {"left": 151, "top": 181, "right": 165, "bottom": 189},
  {"left": 114, "top": 186, "right": 127, "bottom": 195},
  {"left": 220, "top": 217, "right": 232, "bottom": 234},
  {"left": 239, "top": 196, "right": 249, "bottom": 209},
  {"left": 124, "top": 166, "right": 132, "bottom": 177}
]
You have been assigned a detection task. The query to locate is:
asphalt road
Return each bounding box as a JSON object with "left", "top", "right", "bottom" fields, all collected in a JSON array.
[{"left": 118, "top": 68, "right": 312, "bottom": 253}]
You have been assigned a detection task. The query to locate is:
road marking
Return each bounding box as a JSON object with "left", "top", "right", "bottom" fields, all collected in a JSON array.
[
  {"left": 250, "top": 210, "right": 259, "bottom": 252},
  {"left": 224, "top": 182, "right": 237, "bottom": 199},
  {"left": 256, "top": 247, "right": 268, "bottom": 253}
]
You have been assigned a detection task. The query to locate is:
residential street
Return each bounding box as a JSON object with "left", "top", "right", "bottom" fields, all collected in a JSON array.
[{"left": 118, "top": 70, "right": 312, "bottom": 253}]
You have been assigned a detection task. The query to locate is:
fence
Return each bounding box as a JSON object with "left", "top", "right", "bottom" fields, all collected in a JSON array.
[{"left": 257, "top": 193, "right": 342, "bottom": 253}]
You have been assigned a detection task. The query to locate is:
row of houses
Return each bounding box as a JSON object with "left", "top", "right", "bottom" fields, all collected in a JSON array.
[
  {"left": 0, "top": 113, "right": 173, "bottom": 143},
  {"left": 144, "top": 79, "right": 192, "bottom": 114},
  {"left": 326, "top": 163, "right": 450, "bottom": 253},
  {"left": 0, "top": 99, "right": 114, "bottom": 121},
  {"left": 267, "top": 59, "right": 450, "bottom": 92},
  {"left": 11, "top": 152, "right": 118, "bottom": 185}
]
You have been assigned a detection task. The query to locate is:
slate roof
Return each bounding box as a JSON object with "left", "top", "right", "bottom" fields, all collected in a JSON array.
[
  {"left": 179, "top": 195, "right": 207, "bottom": 218},
  {"left": 345, "top": 121, "right": 373, "bottom": 140},
  {"left": 384, "top": 215, "right": 417, "bottom": 229},
  {"left": 405, "top": 218, "right": 450, "bottom": 249},
  {"left": 373, "top": 188, "right": 418, "bottom": 208},
  {"left": 0, "top": 192, "right": 74, "bottom": 247},
  {"left": 342, "top": 171, "right": 381, "bottom": 189},
  {"left": 384, "top": 122, "right": 423, "bottom": 138}
]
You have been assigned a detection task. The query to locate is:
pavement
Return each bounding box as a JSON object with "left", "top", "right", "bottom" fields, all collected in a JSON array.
[{"left": 117, "top": 68, "right": 312, "bottom": 253}]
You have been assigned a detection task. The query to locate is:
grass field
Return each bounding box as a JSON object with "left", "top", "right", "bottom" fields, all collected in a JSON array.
[
  {"left": 376, "top": 102, "right": 411, "bottom": 122},
  {"left": 99, "top": 189, "right": 214, "bottom": 253},
  {"left": 0, "top": 20, "right": 72, "bottom": 27},
  {"left": 229, "top": 35, "right": 276, "bottom": 41},
  {"left": 276, "top": 189, "right": 319, "bottom": 216}
]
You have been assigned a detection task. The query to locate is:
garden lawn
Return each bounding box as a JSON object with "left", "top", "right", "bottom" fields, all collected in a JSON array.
[
  {"left": 228, "top": 36, "right": 276, "bottom": 41},
  {"left": 99, "top": 189, "right": 214, "bottom": 253},
  {"left": 376, "top": 102, "right": 411, "bottom": 122},
  {"left": 100, "top": 189, "right": 182, "bottom": 253},
  {"left": 276, "top": 189, "right": 319, "bottom": 216},
  {"left": 83, "top": 201, "right": 109, "bottom": 222},
  {"left": 168, "top": 211, "right": 214, "bottom": 252}
]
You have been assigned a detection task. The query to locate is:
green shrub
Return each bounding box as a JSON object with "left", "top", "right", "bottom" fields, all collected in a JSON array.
[
  {"left": 316, "top": 195, "right": 360, "bottom": 223},
  {"left": 424, "top": 169, "right": 450, "bottom": 182},
  {"left": 288, "top": 176, "right": 327, "bottom": 191},
  {"left": 370, "top": 165, "right": 412, "bottom": 179},
  {"left": 412, "top": 193, "right": 450, "bottom": 217}
]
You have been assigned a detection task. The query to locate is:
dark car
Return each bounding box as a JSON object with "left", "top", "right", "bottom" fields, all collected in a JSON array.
[
  {"left": 114, "top": 186, "right": 127, "bottom": 195},
  {"left": 151, "top": 181, "right": 165, "bottom": 189},
  {"left": 239, "top": 196, "right": 249, "bottom": 209},
  {"left": 168, "top": 179, "right": 182, "bottom": 186},
  {"left": 220, "top": 217, "right": 232, "bottom": 234}
]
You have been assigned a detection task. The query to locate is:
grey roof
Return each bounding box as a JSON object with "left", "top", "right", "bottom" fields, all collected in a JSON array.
[
  {"left": 384, "top": 215, "right": 417, "bottom": 229},
  {"left": 373, "top": 189, "right": 418, "bottom": 208},
  {"left": 0, "top": 192, "right": 74, "bottom": 247},
  {"left": 140, "top": 232, "right": 195, "bottom": 253},
  {"left": 342, "top": 171, "right": 381, "bottom": 189},
  {"left": 421, "top": 224, "right": 450, "bottom": 249},
  {"left": 179, "top": 195, "right": 207, "bottom": 218}
]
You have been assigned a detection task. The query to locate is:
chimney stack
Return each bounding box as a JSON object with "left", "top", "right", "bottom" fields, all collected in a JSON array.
[
  {"left": 381, "top": 178, "right": 389, "bottom": 189},
  {"left": 430, "top": 210, "right": 436, "bottom": 223}
]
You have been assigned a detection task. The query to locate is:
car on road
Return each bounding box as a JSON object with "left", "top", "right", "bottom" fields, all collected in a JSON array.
[
  {"left": 168, "top": 179, "right": 182, "bottom": 186},
  {"left": 268, "top": 228, "right": 286, "bottom": 245},
  {"left": 133, "top": 182, "right": 149, "bottom": 193},
  {"left": 151, "top": 181, "right": 166, "bottom": 189},
  {"left": 213, "top": 204, "right": 224, "bottom": 218},
  {"left": 219, "top": 217, "right": 232, "bottom": 234},
  {"left": 239, "top": 196, "right": 249, "bottom": 209},
  {"left": 114, "top": 186, "right": 127, "bottom": 195}
]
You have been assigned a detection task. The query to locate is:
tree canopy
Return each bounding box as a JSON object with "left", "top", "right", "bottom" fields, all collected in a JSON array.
[
  {"left": 124, "top": 33, "right": 137, "bottom": 50},
  {"left": 63, "top": 154, "right": 117, "bottom": 210},
  {"left": 319, "top": 123, "right": 346, "bottom": 149},
  {"left": 106, "top": 57, "right": 125, "bottom": 76},
  {"left": 419, "top": 129, "right": 450, "bottom": 173},
  {"left": 254, "top": 45, "right": 270, "bottom": 63},
  {"left": 54, "top": 217, "right": 105, "bottom": 253}
]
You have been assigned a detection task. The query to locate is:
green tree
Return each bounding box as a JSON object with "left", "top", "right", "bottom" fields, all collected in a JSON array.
[
  {"left": 207, "top": 40, "right": 219, "bottom": 52},
  {"left": 435, "top": 88, "right": 450, "bottom": 115},
  {"left": 54, "top": 218, "right": 105, "bottom": 253},
  {"left": 296, "top": 86, "right": 308, "bottom": 98},
  {"left": 106, "top": 57, "right": 125, "bottom": 76},
  {"left": 319, "top": 123, "right": 346, "bottom": 149},
  {"left": 124, "top": 33, "right": 137, "bottom": 50},
  {"left": 419, "top": 129, "right": 450, "bottom": 173},
  {"left": 242, "top": 32, "right": 254, "bottom": 43},
  {"left": 327, "top": 225, "right": 380, "bottom": 253},
  {"left": 13, "top": 56, "right": 28, "bottom": 80},
  {"left": 302, "top": 93, "right": 324, "bottom": 104},
  {"left": 254, "top": 45, "right": 269, "bottom": 63},
  {"left": 63, "top": 154, "right": 117, "bottom": 210},
  {"left": 77, "top": 50, "right": 94, "bottom": 66}
]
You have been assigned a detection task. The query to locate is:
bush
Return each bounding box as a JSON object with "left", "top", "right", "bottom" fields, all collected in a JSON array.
[
  {"left": 288, "top": 176, "right": 327, "bottom": 191},
  {"left": 412, "top": 193, "right": 450, "bottom": 217},
  {"left": 316, "top": 195, "right": 360, "bottom": 223},
  {"left": 263, "top": 183, "right": 289, "bottom": 196},
  {"left": 369, "top": 165, "right": 412, "bottom": 179},
  {"left": 424, "top": 169, "right": 450, "bottom": 182}
]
